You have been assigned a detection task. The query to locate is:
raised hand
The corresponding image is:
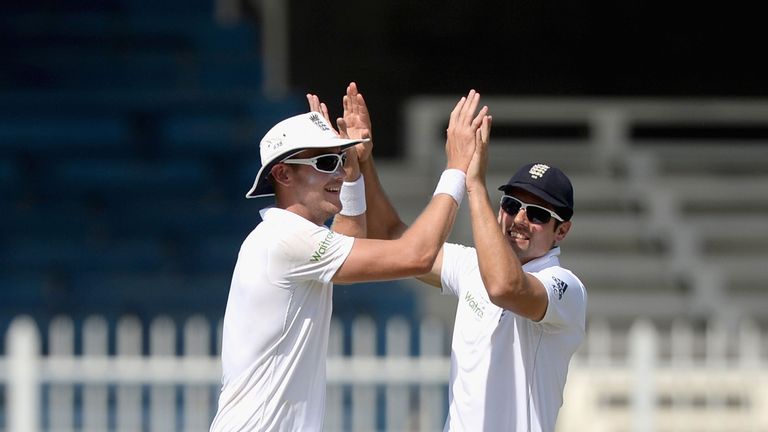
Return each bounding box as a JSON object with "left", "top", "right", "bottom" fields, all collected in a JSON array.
[
  {"left": 342, "top": 82, "right": 374, "bottom": 162},
  {"left": 337, "top": 118, "right": 361, "bottom": 181},
  {"left": 467, "top": 114, "right": 493, "bottom": 190},
  {"left": 445, "top": 90, "right": 488, "bottom": 173}
]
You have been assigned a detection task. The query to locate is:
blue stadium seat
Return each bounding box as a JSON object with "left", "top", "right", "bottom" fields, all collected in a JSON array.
[
  {"left": 0, "top": 159, "right": 19, "bottom": 193},
  {"left": 70, "top": 271, "right": 230, "bottom": 315},
  {"left": 198, "top": 54, "right": 264, "bottom": 90},
  {"left": 46, "top": 159, "right": 211, "bottom": 197},
  {"left": 160, "top": 115, "right": 249, "bottom": 155},
  {"left": 0, "top": 116, "right": 130, "bottom": 155},
  {"left": 0, "top": 0, "right": 307, "bottom": 320},
  {"left": 0, "top": 203, "right": 96, "bottom": 238},
  {"left": 0, "top": 274, "right": 52, "bottom": 312},
  {"left": 1, "top": 236, "right": 169, "bottom": 273}
]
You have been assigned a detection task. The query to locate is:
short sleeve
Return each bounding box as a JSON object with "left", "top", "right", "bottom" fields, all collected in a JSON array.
[
  {"left": 440, "top": 243, "right": 478, "bottom": 298},
  {"left": 271, "top": 224, "right": 355, "bottom": 284},
  {"left": 532, "top": 267, "right": 587, "bottom": 331}
]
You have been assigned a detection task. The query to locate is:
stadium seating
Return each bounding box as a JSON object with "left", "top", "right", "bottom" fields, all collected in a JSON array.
[{"left": 0, "top": 0, "right": 318, "bottom": 322}]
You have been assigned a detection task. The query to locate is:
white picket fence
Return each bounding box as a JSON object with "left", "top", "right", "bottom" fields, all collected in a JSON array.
[{"left": 1, "top": 315, "right": 767, "bottom": 432}]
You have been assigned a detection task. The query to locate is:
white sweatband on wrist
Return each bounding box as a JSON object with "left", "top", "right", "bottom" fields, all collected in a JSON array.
[
  {"left": 339, "top": 175, "right": 367, "bottom": 216},
  {"left": 433, "top": 169, "right": 466, "bottom": 207}
]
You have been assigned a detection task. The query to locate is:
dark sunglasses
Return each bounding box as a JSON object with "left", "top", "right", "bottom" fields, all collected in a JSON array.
[
  {"left": 500, "top": 195, "right": 564, "bottom": 224},
  {"left": 282, "top": 152, "right": 347, "bottom": 173}
]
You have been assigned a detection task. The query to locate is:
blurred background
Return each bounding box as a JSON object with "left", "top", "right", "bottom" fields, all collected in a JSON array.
[{"left": 1, "top": 0, "right": 767, "bottom": 430}]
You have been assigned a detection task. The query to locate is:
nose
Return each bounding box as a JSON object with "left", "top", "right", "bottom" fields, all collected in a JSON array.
[
  {"left": 332, "top": 164, "right": 345, "bottom": 179},
  {"left": 513, "top": 207, "right": 528, "bottom": 224}
]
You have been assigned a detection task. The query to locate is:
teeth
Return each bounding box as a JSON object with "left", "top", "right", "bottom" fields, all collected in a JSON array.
[{"left": 508, "top": 230, "right": 527, "bottom": 239}]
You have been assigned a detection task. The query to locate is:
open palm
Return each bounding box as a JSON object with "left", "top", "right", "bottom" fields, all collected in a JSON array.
[{"left": 343, "top": 82, "right": 374, "bottom": 162}]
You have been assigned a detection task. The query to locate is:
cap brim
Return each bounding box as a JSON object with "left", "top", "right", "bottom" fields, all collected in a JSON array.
[{"left": 245, "top": 138, "right": 368, "bottom": 199}]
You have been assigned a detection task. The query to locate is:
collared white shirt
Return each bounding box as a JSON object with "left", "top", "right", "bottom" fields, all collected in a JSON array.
[
  {"left": 441, "top": 244, "right": 587, "bottom": 432},
  {"left": 211, "top": 207, "right": 354, "bottom": 432}
]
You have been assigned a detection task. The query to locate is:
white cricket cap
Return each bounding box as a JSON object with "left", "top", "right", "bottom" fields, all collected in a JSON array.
[{"left": 245, "top": 112, "right": 368, "bottom": 198}]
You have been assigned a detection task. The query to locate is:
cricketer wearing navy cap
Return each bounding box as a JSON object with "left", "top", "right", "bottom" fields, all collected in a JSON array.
[{"left": 356, "top": 117, "right": 587, "bottom": 430}]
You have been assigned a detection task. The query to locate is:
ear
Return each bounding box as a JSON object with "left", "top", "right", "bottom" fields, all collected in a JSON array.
[
  {"left": 270, "top": 164, "right": 293, "bottom": 188},
  {"left": 554, "top": 220, "right": 571, "bottom": 242}
]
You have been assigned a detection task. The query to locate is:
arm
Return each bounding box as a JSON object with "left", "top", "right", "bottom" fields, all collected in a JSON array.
[
  {"left": 330, "top": 148, "right": 367, "bottom": 237},
  {"left": 342, "top": 83, "right": 408, "bottom": 240},
  {"left": 334, "top": 90, "right": 487, "bottom": 283},
  {"left": 465, "top": 116, "right": 549, "bottom": 321},
  {"left": 342, "top": 83, "right": 440, "bottom": 287},
  {"left": 306, "top": 92, "right": 367, "bottom": 238}
]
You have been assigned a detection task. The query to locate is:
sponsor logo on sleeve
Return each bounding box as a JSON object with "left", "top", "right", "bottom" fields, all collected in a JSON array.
[
  {"left": 464, "top": 291, "right": 485, "bottom": 320},
  {"left": 551, "top": 276, "right": 568, "bottom": 300},
  {"left": 310, "top": 231, "right": 335, "bottom": 262}
]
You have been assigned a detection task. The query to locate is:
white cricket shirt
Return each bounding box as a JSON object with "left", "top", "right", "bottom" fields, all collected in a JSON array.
[
  {"left": 210, "top": 207, "right": 354, "bottom": 432},
  {"left": 441, "top": 244, "right": 587, "bottom": 432}
]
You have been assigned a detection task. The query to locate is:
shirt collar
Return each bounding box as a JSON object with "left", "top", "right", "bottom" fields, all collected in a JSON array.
[
  {"left": 259, "top": 206, "right": 321, "bottom": 229},
  {"left": 521, "top": 246, "right": 561, "bottom": 272}
]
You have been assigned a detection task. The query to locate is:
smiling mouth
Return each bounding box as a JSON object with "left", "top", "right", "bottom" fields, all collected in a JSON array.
[
  {"left": 506, "top": 228, "right": 529, "bottom": 240},
  {"left": 325, "top": 185, "right": 341, "bottom": 194}
]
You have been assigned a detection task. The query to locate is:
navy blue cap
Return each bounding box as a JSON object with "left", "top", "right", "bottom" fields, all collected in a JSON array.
[{"left": 498, "top": 163, "right": 574, "bottom": 221}]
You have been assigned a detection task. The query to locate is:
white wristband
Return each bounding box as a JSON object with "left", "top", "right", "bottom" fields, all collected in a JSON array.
[
  {"left": 433, "top": 169, "right": 466, "bottom": 207},
  {"left": 339, "top": 175, "right": 367, "bottom": 216}
]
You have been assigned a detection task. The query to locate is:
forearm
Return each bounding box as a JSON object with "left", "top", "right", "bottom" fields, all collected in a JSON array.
[
  {"left": 361, "top": 156, "right": 407, "bottom": 239},
  {"left": 466, "top": 184, "right": 525, "bottom": 295},
  {"left": 333, "top": 193, "right": 457, "bottom": 283},
  {"left": 331, "top": 174, "right": 367, "bottom": 237},
  {"left": 331, "top": 214, "right": 366, "bottom": 237}
]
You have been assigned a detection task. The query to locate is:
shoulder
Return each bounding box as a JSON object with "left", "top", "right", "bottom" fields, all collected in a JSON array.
[
  {"left": 442, "top": 242, "right": 477, "bottom": 263},
  {"left": 247, "top": 215, "right": 337, "bottom": 258},
  {"left": 534, "top": 266, "right": 587, "bottom": 303}
]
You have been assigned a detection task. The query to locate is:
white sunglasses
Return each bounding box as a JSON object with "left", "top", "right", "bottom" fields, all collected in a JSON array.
[
  {"left": 281, "top": 152, "right": 347, "bottom": 173},
  {"left": 499, "top": 195, "right": 564, "bottom": 224}
]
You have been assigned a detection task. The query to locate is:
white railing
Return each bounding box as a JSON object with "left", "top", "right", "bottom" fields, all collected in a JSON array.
[{"left": 1, "top": 315, "right": 767, "bottom": 431}]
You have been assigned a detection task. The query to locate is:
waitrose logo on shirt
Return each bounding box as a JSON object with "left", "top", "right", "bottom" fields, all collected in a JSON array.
[
  {"left": 464, "top": 291, "right": 485, "bottom": 320},
  {"left": 310, "top": 232, "right": 335, "bottom": 262}
]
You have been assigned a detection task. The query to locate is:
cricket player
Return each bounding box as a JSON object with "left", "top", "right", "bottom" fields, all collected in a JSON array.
[
  {"left": 346, "top": 82, "right": 587, "bottom": 431},
  {"left": 210, "top": 90, "right": 489, "bottom": 431}
]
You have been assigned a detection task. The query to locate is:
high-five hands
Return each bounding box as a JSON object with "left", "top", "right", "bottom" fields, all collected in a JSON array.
[
  {"left": 467, "top": 112, "right": 493, "bottom": 191},
  {"left": 342, "top": 82, "right": 374, "bottom": 163},
  {"left": 445, "top": 90, "right": 488, "bottom": 173},
  {"left": 306, "top": 92, "right": 361, "bottom": 181}
]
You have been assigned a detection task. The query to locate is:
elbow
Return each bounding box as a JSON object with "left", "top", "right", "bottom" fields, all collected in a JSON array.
[
  {"left": 485, "top": 280, "right": 522, "bottom": 307},
  {"left": 394, "top": 233, "right": 439, "bottom": 275},
  {"left": 407, "top": 250, "right": 435, "bottom": 275},
  {"left": 396, "top": 245, "right": 437, "bottom": 275}
]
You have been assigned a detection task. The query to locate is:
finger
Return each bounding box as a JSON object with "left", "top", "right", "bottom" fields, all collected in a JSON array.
[
  {"left": 456, "top": 89, "right": 476, "bottom": 123},
  {"left": 449, "top": 96, "right": 467, "bottom": 126},
  {"left": 336, "top": 117, "right": 349, "bottom": 139},
  {"left": 482, "top": 115, "right": 493, "bottom": 143},
  {"left": 470, "top": 105, "right": 489, "bottom": 129},
  {"left": 343, "top": 95, "right": 350, "bottom": 117},
  {"left": 350, "top": 83, "right": 361, "bottom": 115},
  {"left": 307, "top": 94, "right": 320, "bottom": 112},
  {"left": 320, "top": 102, "right": 331, "bottom": 123},
  {"left": 474, "top": 128, "right": 485, "bottom": 157},
  {"left": 460, "top": 90, "right": 480, "bottom": 124},
  {"left": 357, "top": 93, "right": 368, "bottom": 114}
]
